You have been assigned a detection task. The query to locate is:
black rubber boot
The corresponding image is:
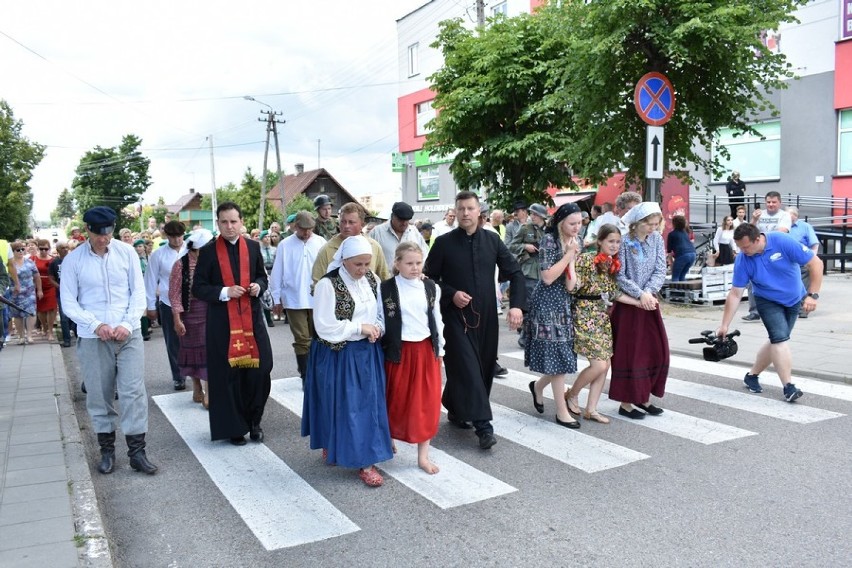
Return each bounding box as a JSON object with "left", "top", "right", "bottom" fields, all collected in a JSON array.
[
  {"left": 97, "top": 432, "right": 116, "bottom": 474},
  {"left": 126, "top": 434, "right": 158, "bottom": 475},
  {"left": 296, "top": 353, "right": 308, "bottom": 390}
]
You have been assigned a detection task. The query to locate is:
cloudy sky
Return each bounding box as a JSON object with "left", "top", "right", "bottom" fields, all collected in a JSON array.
[{"left": 1, "top": 0, "right": 431, "bottom": 221}]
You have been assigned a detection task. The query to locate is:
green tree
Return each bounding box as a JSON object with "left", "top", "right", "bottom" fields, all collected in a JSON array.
[
  {"left": 285, "top": 193, "right": 314, "bottom": 216},
  {"left": 542, "top": 0, "right": 805, "bottom": 186},
  {"left": 426, "top": 15, "right": 573, "bottom": 211},
  {"left": 0, "top": 100, "right": 45, "bottom": 239},
  {"left": 49, "top": 187, "right": 76, "bottom": 227},
  {"left": 426, "top": 1, "right": 805, "bottom": 206},
  {"left": 71, "top": 134, "right": 151, "bottom": 230},
  {"left": 199, "top": 169, "right": 280, "bottom": 230}
]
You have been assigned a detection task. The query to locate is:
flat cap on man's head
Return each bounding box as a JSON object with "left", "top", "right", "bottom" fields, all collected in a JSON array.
[
  {"left": 512, "top": 200, "right": 528, "bottom": 212},
  {"left": 391, "top": 201, "right": 414, "bottom": 221},
  {"left": 294, "top": 210, "right": 316, "bottom": 229},
  {"left": 82, "top": 206, "right": 117, "bottom": 235}
]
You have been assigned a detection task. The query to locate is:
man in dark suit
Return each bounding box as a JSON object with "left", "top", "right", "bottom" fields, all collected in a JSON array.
[{"left": 192, "top": 202, "right": 273, "bottom": 445}]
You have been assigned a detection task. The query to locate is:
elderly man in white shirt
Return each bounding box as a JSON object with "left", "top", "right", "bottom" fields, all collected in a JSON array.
[
  {"left": 144, "top": 220, "right": 187, "bottom": 390},
  {"left": 369, "top": 201, "right": 429, "bottom": 267},
  {"left": 60, "top": 206, "right": 157, "bottom": 476},
  {"left": 270, "top": 211, "right": 326, "bottom": 387}
]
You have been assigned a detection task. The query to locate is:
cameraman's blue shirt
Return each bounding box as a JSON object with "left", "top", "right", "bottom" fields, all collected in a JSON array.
[{"left": 732, "top": 232, "right": 814, "bottom": 307}]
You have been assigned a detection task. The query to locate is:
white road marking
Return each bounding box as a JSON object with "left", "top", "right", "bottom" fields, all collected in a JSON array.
[
  {"left": 270, "top": 377, "right": 517, "bottom": 509},
  {"left": 500, "top": 369, "right": 757, "bottom": 445},
  {"left": 469, "top": 403, "right": 649, "bottom": 473},
  {"left": 669, "top": 355, "right": 852, "bottom": 403},
  {"left": 664, "top": 378, "right": 844, "bottom": 423},
  {"left": 154, "top": 392, "right": 359, "bottom": 550}
]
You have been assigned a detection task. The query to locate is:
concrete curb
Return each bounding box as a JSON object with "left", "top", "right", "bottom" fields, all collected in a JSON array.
[{"left": 54, "top": 346, "right": 114, "bottom": 568}]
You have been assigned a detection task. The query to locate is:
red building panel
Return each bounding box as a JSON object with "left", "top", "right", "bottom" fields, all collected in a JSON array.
[
  {"left": 835, "top": 39, "right": 852, "bottom": 109},
  {"left": 398, "top": 87, "right": 436, "bottom": 153}
]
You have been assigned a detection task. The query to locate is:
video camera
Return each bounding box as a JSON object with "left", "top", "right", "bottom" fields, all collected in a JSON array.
[{"left": 688, "top": 329, "right": 741, "bottom": 362}]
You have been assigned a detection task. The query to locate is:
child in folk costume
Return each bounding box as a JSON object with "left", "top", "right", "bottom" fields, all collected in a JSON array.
[
  {"left": 563, "top": 223, "right": 642, "bottom": 423},
  {"left": 378, "top": 242, "right": 445, "bottom": 474}
]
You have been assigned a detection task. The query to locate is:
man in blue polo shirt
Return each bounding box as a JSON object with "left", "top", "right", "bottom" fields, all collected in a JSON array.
[{"left": 716, "top": 223, "right": 823, "bottom": 402}]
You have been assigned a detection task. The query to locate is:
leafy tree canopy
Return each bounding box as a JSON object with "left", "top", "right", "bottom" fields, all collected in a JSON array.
[
  {"left": 71, "top": 134, "right": 151, "bottom": 231},
  {"left": 0, "top": 100, "right": 45, "bottom": 239},
  {"left": 199, "top": 168, "right": 281, "bottom": 231},
  {"left": 426, "top": 0, "right": 806, "bottom": 209},
  {"left": 49, "top": 187, "right": 76, "bottom": 228},
  {"left": 285, "top": 193, "right": 314, "bottom": 216}
]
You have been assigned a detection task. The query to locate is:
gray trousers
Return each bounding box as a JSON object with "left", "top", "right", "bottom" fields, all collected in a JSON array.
[{"left": 77, "top": 330, "right": 148, "bottom": 435}]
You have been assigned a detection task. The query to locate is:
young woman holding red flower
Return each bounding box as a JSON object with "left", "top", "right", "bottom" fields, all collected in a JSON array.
[{"left": 563, "top": 224, "right": 642, "bottom": 423}]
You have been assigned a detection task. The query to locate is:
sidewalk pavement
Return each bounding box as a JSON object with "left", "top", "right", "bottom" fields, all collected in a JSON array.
[
  {"left": 0, "top": 275, "right": 847, "bottom": 566},
  {"left": 0, "top": 338, "right": 111, "bottom": 568},
  {"left": 662, "top": 271, "right": 852, "bottom": 384}
]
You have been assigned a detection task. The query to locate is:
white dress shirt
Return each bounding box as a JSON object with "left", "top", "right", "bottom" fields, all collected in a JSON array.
[
  {"left": 313, "top": 267, "right": 380, "bottom": 343},
  {"left": 376, "top": 275, "right": 445, "bottom": 357},
  {"left": 60, "top": 239, "right": 146, "bottom": 338},
  {"left": 144, "top": 243, "right": 182, "bottom": 309},
  {"left": 270, "top": 233, "right": 326, "bottom": 309},
  {"left": 369, "top": 221, "right": 429, "bottom": 267}
]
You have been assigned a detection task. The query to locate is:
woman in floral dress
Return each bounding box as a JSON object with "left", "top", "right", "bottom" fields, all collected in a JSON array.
[
  {"left": 564, "top": 224, "right": 641, "bottom": 423},
  {"left": 7, "top": 241, "right": 42, "bottom": 344}
]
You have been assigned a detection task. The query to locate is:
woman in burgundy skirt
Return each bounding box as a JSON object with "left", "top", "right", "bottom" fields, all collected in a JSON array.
[{"left": 610, "top": 202, "right": 670, "bottom": 419}]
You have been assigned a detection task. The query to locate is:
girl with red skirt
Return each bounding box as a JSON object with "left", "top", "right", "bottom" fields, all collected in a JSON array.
[{"left": 378, "top": 242, "right": 445, "bottom": 474}]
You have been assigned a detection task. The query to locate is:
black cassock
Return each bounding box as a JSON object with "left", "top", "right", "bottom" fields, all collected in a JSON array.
[
  {"left": 424, "top": 227, "right": 526, "bottom": 423},
  {"left": 192, "top": 236, "right": 273, "bottom": 441}
]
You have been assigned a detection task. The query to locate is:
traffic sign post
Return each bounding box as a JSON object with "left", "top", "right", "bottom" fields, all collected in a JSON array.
[
  {"left": 634, "top": 72, "right": 675, "bottom": 202},
  {"left": 646, "top": 126, "right": 664, "bottom": 180}
]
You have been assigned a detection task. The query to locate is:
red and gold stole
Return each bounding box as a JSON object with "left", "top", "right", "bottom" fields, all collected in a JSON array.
[{"left": 215, "top": 236, "right": 260, "bottom": 368}]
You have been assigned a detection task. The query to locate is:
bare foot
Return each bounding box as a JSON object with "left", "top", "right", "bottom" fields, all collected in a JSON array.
[{"left": 418, "top": 458, "right": 439, "bottom": 474}]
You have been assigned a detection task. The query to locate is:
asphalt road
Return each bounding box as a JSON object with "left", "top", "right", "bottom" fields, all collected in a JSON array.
[{"left": 64, "top": 318, "right": 852, "bottom": 567}]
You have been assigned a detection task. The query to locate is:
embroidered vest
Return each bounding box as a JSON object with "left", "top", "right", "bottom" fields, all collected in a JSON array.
[
  {"left": 317, "top": 268, "right": 378, "bottom": 351},
  {"left": 380, "top": 277, "right": 439, "bottom": 363}
]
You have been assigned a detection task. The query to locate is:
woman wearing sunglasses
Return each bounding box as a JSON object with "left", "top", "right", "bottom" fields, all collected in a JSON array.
[
  {"left": 33, "top": 239, "right": 58, "bottom": 341},
  {"left": 7, "top": 241, "right": 42, "bottom": 344}
]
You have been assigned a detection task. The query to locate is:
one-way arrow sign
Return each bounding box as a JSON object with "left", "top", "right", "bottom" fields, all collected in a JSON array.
[{"left": 646, "top": 125, "right": 664, "bottom": 179}]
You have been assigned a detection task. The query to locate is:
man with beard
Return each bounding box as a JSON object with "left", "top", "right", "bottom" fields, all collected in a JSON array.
[
  {"left": 424, "top": 191, "right": 526, "bottom": 450},
  {"left": 192, "top": 202, "right": 273, "bottom": 445}
]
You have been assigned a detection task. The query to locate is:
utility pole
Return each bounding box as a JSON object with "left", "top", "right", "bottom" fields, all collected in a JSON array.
[
  {"left": 256, "top": 109, "right": 286, "bottom": 233},
  {"left": 476, "top": 0, "right": 485, "bottom": 28},
  {"left": 208, "top": 135, "right": 217, "bottom": 231}
]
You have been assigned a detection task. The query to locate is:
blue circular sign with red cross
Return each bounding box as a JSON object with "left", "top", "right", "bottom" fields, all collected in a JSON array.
[{"left": 634, "top": 72, "right": 675, "bottom": 126}]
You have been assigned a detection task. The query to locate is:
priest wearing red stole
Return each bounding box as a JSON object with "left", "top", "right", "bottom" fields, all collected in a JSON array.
[{"left": 192, "top": 202, "right": 273, "bottom": 445}]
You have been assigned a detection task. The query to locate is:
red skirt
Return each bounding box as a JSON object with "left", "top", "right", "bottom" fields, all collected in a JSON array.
[
  {"left": 609, "top": 303, "right": 669, "bottom": 404},
  {"left": 384, "top": 338, "right": 442, "bottom": 444}
]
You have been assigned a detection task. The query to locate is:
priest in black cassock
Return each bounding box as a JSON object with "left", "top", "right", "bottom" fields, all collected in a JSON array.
[
  {"left": 192, "top": 202, "right": 273, "bottom": 446},
  {"left": 424, "top": 191, "right": 526, "bottom": 450}
]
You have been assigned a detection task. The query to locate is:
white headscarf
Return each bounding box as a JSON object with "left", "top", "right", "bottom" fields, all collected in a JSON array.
[
  {"left": 621, "top": 201, "right": 662, "bottom": 227},
  {"left": 328, "top": 235, "right": 373, "bottom": 271},
  {"left": 178, "top": 228, "right": 214, "bottom": 259}
]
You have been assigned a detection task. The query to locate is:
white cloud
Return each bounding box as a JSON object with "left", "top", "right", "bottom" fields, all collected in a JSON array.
[{"left": 1, "top": 0, "right": 426, "bottom": 224}]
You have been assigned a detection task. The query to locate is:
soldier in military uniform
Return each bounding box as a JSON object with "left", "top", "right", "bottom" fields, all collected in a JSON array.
[{"left": 313, "top": 195, "right": 339, "bottom": 240}]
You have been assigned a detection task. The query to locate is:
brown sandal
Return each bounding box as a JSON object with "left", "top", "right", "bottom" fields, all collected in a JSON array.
[
  {"left": 582, "top": 411, "right": 611, "bottom": 424},
  {"left": 563, "top": 392, "right": 581, "bottom": 416}
]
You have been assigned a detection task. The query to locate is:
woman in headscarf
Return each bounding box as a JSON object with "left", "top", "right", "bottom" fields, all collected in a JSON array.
[
  {"left": 525, "top": 203, "right": 583, "bottom": 429},
  {"left": 169, "top": 229, "right": 214, "bottom": 408},
  {"left": 302, "top": 235, "right": 393, "bottom": 487},
  {"left": 610, "top": 202, "right": 670, "bottom": 419}
]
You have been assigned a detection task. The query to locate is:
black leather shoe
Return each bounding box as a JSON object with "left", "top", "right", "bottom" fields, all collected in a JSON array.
[
  {"left": 97, "top": 432, "right": 116, "bottom": 474},
  {"left": 478, "top": 432, "right": 497, "bottom": 450},
  {"left": 447, "top": 413, "right": 473, "bottom": 429},
  {"left": 618, "top": 406, "right": 645, "bottom": 420},
  {"left": 174, "top": 379, "right": 186, "bottom": 391},
  {"left": 493, "top": 363, "right": 508, "bottom": 377},
  {"left": 126, "top": 434, "right": 158, "bottom": 475},
  {"left": 636, "top": 403, "right": 663, "bottom": 416},
  {"left": 61, "top": 341, "right": 71, "bottom": 348},
  {"left": 555, "top": 415, "right": 580, "bottom": 429},
  {"left": 81, "top": 381, "right": 87, "bottom": 394},
  {"left": 230, "top": 436, "right": 247, "bottom": 446},
  {"left": 529, "top": 381, "right": 544, "bottom": 414},
  {"left": 249, "top": 426, "right": 264, "bottom": 442}
]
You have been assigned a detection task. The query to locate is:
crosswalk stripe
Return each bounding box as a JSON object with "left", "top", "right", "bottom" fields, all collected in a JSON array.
[
  {"left": 664, "top": 379, "right": 844, "bottom": 423},
  {"left": 500, "top": 369, "right": 757, "bottom": 445},
  {"left": 669, "top": 355, "right": 852, "bottom": 402},
  {"left": 153, "top": 392, "right": 359, "bottom": 550},
  {"left": 475, "top": 403, "right": 649, "bottom": 473},
  {"left": 270, "top": 377, "right": 517, "bottom": 508}
]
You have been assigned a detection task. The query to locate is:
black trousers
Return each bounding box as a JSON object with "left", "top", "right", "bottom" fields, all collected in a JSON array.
[{"left": 158, "top": 302, "right": 181, "bottom": 382}]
